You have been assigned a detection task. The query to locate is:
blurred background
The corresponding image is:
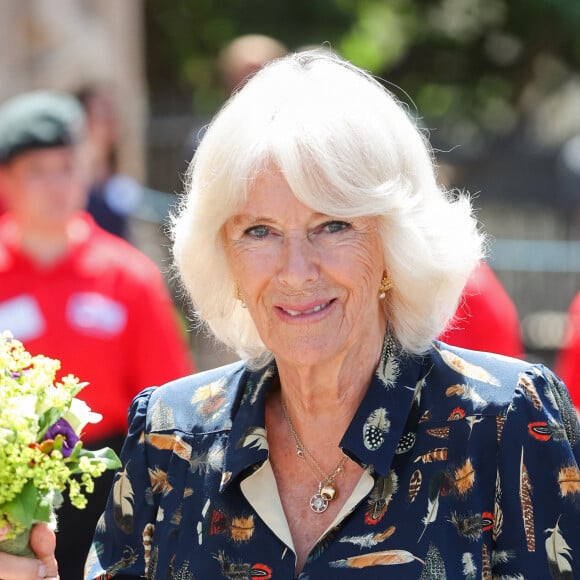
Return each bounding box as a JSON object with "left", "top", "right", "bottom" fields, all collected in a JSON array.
[{"left": 2, "top": 0, "right": 579, "bottom": 369}]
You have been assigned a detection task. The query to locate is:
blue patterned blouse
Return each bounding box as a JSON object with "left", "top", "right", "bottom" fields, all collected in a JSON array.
[{"left": 85, "top": 336, "right": 580, "bottom": 579}]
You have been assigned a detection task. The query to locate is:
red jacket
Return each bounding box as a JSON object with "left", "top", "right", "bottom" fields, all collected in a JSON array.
[
  {"left": 0, "top": 212, "right": 195, "bottom": 442},
  {"left": 440, "top": 262, "right": 523, "bottom": 358}
]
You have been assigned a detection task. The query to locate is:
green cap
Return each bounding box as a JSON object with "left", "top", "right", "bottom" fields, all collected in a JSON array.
[{"left": 0, "top": 90, "right": 85, "bottom": 164}]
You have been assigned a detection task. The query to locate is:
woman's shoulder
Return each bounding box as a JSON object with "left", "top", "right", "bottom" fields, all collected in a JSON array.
[
  {"left": 419, "top": 341, "right": 580, "bottom": 449},
  {"left": 137, "top": 360, "right": 248, "bottom": 434},
  {"left": 154, "top": 360, "right": 247, "bottom": 394},
  {"left": 429, "top": 340, "right": 532, "bottom": 381},
  {"left": 424, "top": 341, "right": 557, "bottom": 417}
]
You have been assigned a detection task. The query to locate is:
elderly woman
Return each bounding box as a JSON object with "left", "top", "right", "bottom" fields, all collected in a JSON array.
[{"left": 83, "top": 51, "right": 580, "bottom": 579}]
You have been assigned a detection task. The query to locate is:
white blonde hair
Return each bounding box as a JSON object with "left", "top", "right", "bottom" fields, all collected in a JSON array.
[{"left": 171, "top": 50, "right": 485, "bottom": 362}]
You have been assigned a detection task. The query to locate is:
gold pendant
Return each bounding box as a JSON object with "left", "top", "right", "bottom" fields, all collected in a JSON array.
[{"left": 320, "top": 484, "right": 336, "bottom": 501}]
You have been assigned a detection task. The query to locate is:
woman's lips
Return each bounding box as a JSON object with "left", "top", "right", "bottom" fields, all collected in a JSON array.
[{"left": 276, "top": 299, "right": 334, "bottom": 318}]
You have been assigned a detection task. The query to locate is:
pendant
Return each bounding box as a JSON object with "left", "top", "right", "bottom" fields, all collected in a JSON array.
[
  {"left": 310, "top": 492, "right": 329, "bottom": 513},
  {"left": 320, "top": 484, "right": 337, "bottom": 501},
  {"left": 309, "top": 483, "right": 337, "bottom": 513}
]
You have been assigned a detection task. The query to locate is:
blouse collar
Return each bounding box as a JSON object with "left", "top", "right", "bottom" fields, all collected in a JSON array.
[{"left": 221, "top": 334, "right": 428, "bottom": 491}]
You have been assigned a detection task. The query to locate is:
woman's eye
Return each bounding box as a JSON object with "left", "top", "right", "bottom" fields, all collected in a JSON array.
[
  {"left": 245, "top": 225, "right": 270, "bottom": 239},
  {"left": 322, "top": 220, "right": 351, "bottom": 233}
]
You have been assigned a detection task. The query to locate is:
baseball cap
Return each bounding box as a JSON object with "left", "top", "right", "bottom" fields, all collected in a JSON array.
[{"left": 0, "top": 90, "right": 85, "bottom": 164}]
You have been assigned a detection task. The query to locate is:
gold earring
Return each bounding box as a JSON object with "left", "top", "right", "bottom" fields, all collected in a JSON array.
[
  {"left": 378, "top": 274, "right": 393, "bottom": 299},
  {"left": 235, "top": 285, "right": 247, "bottom": 308}
]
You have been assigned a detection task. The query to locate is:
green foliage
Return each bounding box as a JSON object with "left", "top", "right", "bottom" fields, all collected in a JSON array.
[{"left": 338, "top": 1, "right": 419, "bottom": 72}]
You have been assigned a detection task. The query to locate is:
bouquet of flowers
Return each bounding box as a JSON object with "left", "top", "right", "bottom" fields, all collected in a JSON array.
[{"left": 0, "top": 332, "right": 121, "bottom": 556}]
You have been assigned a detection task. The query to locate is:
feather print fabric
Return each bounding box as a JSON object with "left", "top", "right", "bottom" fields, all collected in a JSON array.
[
  {"left": 558, "top": 464, "right": 580, "bottom": 497},
  {"left": 85, "top": 339, "right": 580, "bottom": 579},
  {"left": 519, "top": 449, "right": 536, "bottom": 552},
  {"left": 545, "top": 515, "right": 573, "bottom": 579},
  {"left": 112, "top": 465, "right": 134, "bottom": 534}
]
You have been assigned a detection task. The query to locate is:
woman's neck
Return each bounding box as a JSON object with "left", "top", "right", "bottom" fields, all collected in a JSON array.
[{"left": 275, "top": 335, "right": 383, "bottom": 426}]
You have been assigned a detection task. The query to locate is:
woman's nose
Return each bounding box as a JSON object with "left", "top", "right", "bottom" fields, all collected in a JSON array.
[{"left": 276, "top": 235, "right": 319, "bottom": 288}]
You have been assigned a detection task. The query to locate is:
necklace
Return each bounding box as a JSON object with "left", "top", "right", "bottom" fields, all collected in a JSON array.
[{"left": 281, "top": 398, "right": 348, "bottom": 513}]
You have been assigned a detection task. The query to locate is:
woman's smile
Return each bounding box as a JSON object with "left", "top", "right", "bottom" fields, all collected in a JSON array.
[{"left": 276, "top": 298, "right": 335, "bottom": 320}]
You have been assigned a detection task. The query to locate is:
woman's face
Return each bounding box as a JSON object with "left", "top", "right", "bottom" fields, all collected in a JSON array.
[{"left": 222, "top": 168, "right": 388, "bottom": 368}]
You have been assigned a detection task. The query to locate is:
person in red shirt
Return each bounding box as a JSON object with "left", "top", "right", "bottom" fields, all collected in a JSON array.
[
  {"left": 556, "top": 292, "right": 580, "bottom": 407},
  {"left": 440, "top": 261, "right": 523, "bottom": 358},
  {"left": 0, "top": 90, "right": 195, "bottom": 579}
]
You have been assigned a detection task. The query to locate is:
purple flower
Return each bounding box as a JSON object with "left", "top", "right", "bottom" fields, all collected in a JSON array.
[{"left": 43, "top": 418, "right": 79, "bottom": 457}]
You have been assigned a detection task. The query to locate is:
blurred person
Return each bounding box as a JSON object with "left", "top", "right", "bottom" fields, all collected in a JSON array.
[
  {"left": 556, "top": 291, "right": 580, "bottom": 408},
  {"left": 85, "top": 51, "right": 579, "bottom": 578},
  {"left": 183, "top": 34, "right": 288, "bottom": 164},
  {"left": 0, "top": 90, "right": 195, "bottom": 579},
  {"left": 440, "top": 261, "right": 523, "bottom": 357},
  {"left": 77, "top": 85, "right": 143, "bottom": 241},
  {"left": 218, "top": 34, "right": 289, "bottom": 94}
]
